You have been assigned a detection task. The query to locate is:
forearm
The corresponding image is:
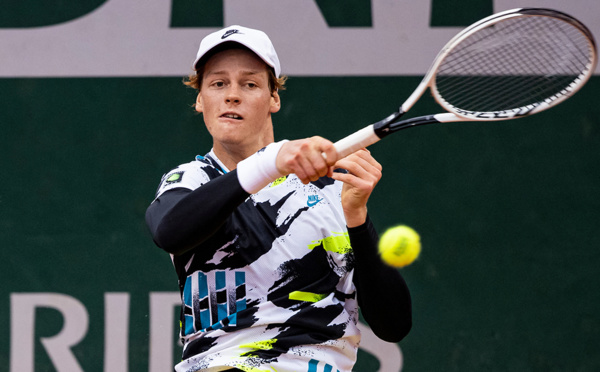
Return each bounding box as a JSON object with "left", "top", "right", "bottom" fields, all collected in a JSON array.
[
  {"left": 350, "top": 216, "right": 412, "bottom": 342},
  {"left": 145, "top": 170, "right": 249, "bottom": 255},
  {"left": 343, "top": 205, "right": 368, "bottom": 228}
]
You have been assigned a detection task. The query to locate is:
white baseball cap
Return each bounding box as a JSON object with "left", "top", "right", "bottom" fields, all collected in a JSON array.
[{"left": 192, "top": 25, "right": 281, "bottom": 77}]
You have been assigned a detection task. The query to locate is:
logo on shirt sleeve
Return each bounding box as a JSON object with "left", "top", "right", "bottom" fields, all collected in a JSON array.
[{"left": 164, "top": 171, "right": 184, "bottom": 185}]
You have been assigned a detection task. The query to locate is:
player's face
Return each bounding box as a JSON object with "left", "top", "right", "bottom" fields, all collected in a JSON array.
[{"left": 196, "top": 48, "right": 281, "bottom": 154}]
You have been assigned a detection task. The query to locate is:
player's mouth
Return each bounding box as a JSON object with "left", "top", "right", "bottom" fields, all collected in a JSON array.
[{"left": 221, "top": 112, "right": 243, "bottom": 120}]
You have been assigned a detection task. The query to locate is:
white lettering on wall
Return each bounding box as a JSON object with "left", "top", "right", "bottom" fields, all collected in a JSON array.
[
  {"left": 149, "top": 292, "right": 181, "bottom": 372},
  {"left": 0, "top": 0, "right": 597, "bottom": 77},
  {"left": 104, "top": 293, "right": 130, "bottom": 372},
  {"left": 10, "top": 293, "right": 89, "bottom": 372},
  {"left": 357, "top": 322, "right": 404, "bottom": 371},
  {"left": 9, "top": 292, "right": 403, "bottom": 372}
]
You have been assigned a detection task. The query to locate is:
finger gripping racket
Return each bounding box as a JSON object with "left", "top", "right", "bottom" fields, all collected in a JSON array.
[{"left": 334, "top": 8, "right": 598, "bottom": 158}]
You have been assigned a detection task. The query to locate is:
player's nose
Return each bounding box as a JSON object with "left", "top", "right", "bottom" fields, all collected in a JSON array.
[{"left": 225, "top": 84, "right": 241, "bottom": 104}]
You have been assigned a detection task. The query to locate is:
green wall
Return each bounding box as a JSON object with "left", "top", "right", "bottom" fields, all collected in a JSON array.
[{"left": 2, "top": 75, "right": 599, "bottom": 370}]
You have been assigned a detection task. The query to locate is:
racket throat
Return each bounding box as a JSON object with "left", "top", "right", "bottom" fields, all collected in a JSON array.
[
  {"left": 373, "top": 111, "right": 405, "bottom": 138},
  {"left": 373, "top": 111, "right": 442, "bottom": 137}
]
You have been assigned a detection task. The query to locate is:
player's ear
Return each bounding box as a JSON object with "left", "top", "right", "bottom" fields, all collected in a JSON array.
[
  {"left": 195, "top": 92, "right": 203, "bottom": 113},
  {"left": 270, "top": 91, "right": 281, "bottom": 113}
]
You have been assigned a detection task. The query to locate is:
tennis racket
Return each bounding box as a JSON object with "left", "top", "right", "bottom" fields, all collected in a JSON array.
[{"left": 334, "top": 7, "right": 597, "bottom": 158}]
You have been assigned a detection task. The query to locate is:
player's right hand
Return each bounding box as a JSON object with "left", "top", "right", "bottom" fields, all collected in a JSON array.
[{"left": 276, "top": 136, "right": 338, "bottom": 184}]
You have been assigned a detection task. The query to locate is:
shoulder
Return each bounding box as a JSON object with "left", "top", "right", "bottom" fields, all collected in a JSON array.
[{"left": 154, "top": 156, "right": 224, "bottom": 198}]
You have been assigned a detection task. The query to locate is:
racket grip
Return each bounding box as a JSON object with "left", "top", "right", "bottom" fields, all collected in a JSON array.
[{"left": 333, "top": 124, "right": 381, "bottom": 159}]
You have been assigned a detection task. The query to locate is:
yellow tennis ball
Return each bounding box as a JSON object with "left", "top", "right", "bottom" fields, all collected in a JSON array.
[{"left": 378, "top": 225, "right": 421, "bottom": 267}]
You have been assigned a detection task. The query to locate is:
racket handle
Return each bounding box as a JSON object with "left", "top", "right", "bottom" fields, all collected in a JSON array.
[{"left": 333, "top": 124, "right": 381, "bottom": 159}]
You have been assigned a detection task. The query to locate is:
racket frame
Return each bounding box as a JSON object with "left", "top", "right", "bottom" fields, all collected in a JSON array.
[{"left": 333, "top": 8, "right": 597, "bottom": 158}]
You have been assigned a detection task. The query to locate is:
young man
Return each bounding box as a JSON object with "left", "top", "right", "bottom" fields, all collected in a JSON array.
[{"left": 146, "top": 25, "right": 411, "bottom": 372}]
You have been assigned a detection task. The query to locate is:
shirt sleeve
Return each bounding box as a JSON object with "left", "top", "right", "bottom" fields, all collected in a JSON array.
[
  {"left": 145, "top": 169, "right": 250, "bottom": 256},
  {"left": 154, "top": 162, "right": 212, "bottom": 199},
  {"left": 348, "top": 216, "right": 412, "bottom": 343}
]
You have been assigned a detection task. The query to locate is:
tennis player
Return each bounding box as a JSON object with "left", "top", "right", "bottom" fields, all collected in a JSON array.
[{"left": 145, "top": 25, "right": 412, "bottom": 372}]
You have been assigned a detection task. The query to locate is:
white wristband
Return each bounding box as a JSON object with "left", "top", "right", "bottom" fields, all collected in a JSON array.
[{"left": 237, "top": 140, "right": 288, "bottom": 194}]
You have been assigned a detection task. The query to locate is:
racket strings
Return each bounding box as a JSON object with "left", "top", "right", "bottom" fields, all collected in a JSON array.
[
  {"left": 440, "top": 24, "right": 589, "bottom": 111},
  {"left": 440, "top": 27, "right": 583, "bottom": 110},
  {"left": 435, "top": 15, "right": 594, "bottom": 113},
  {"left": 440, "top": 18, "right": 587, "bottom": 101}
]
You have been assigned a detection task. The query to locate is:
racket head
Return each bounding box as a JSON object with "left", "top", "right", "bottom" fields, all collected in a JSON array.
[{"left": 427, "top": 8, "right": 597, "bottom": 121}]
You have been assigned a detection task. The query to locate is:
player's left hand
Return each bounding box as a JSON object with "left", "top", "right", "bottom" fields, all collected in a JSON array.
[{"left": 331, "top": 149, "right": 382, "bottom": 227}]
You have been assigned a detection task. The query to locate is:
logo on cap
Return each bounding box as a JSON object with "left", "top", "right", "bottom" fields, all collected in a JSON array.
[{"left": 221, "top": 29, "right": 242, "bottom": 39}]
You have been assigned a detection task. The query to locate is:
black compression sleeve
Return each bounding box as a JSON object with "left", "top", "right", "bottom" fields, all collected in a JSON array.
[
  {"left": 349, "top": 216, "right": 412, "bottom": 342},
  {"left": 145, "top": 169, "right": 250, "bottom": 255}
]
